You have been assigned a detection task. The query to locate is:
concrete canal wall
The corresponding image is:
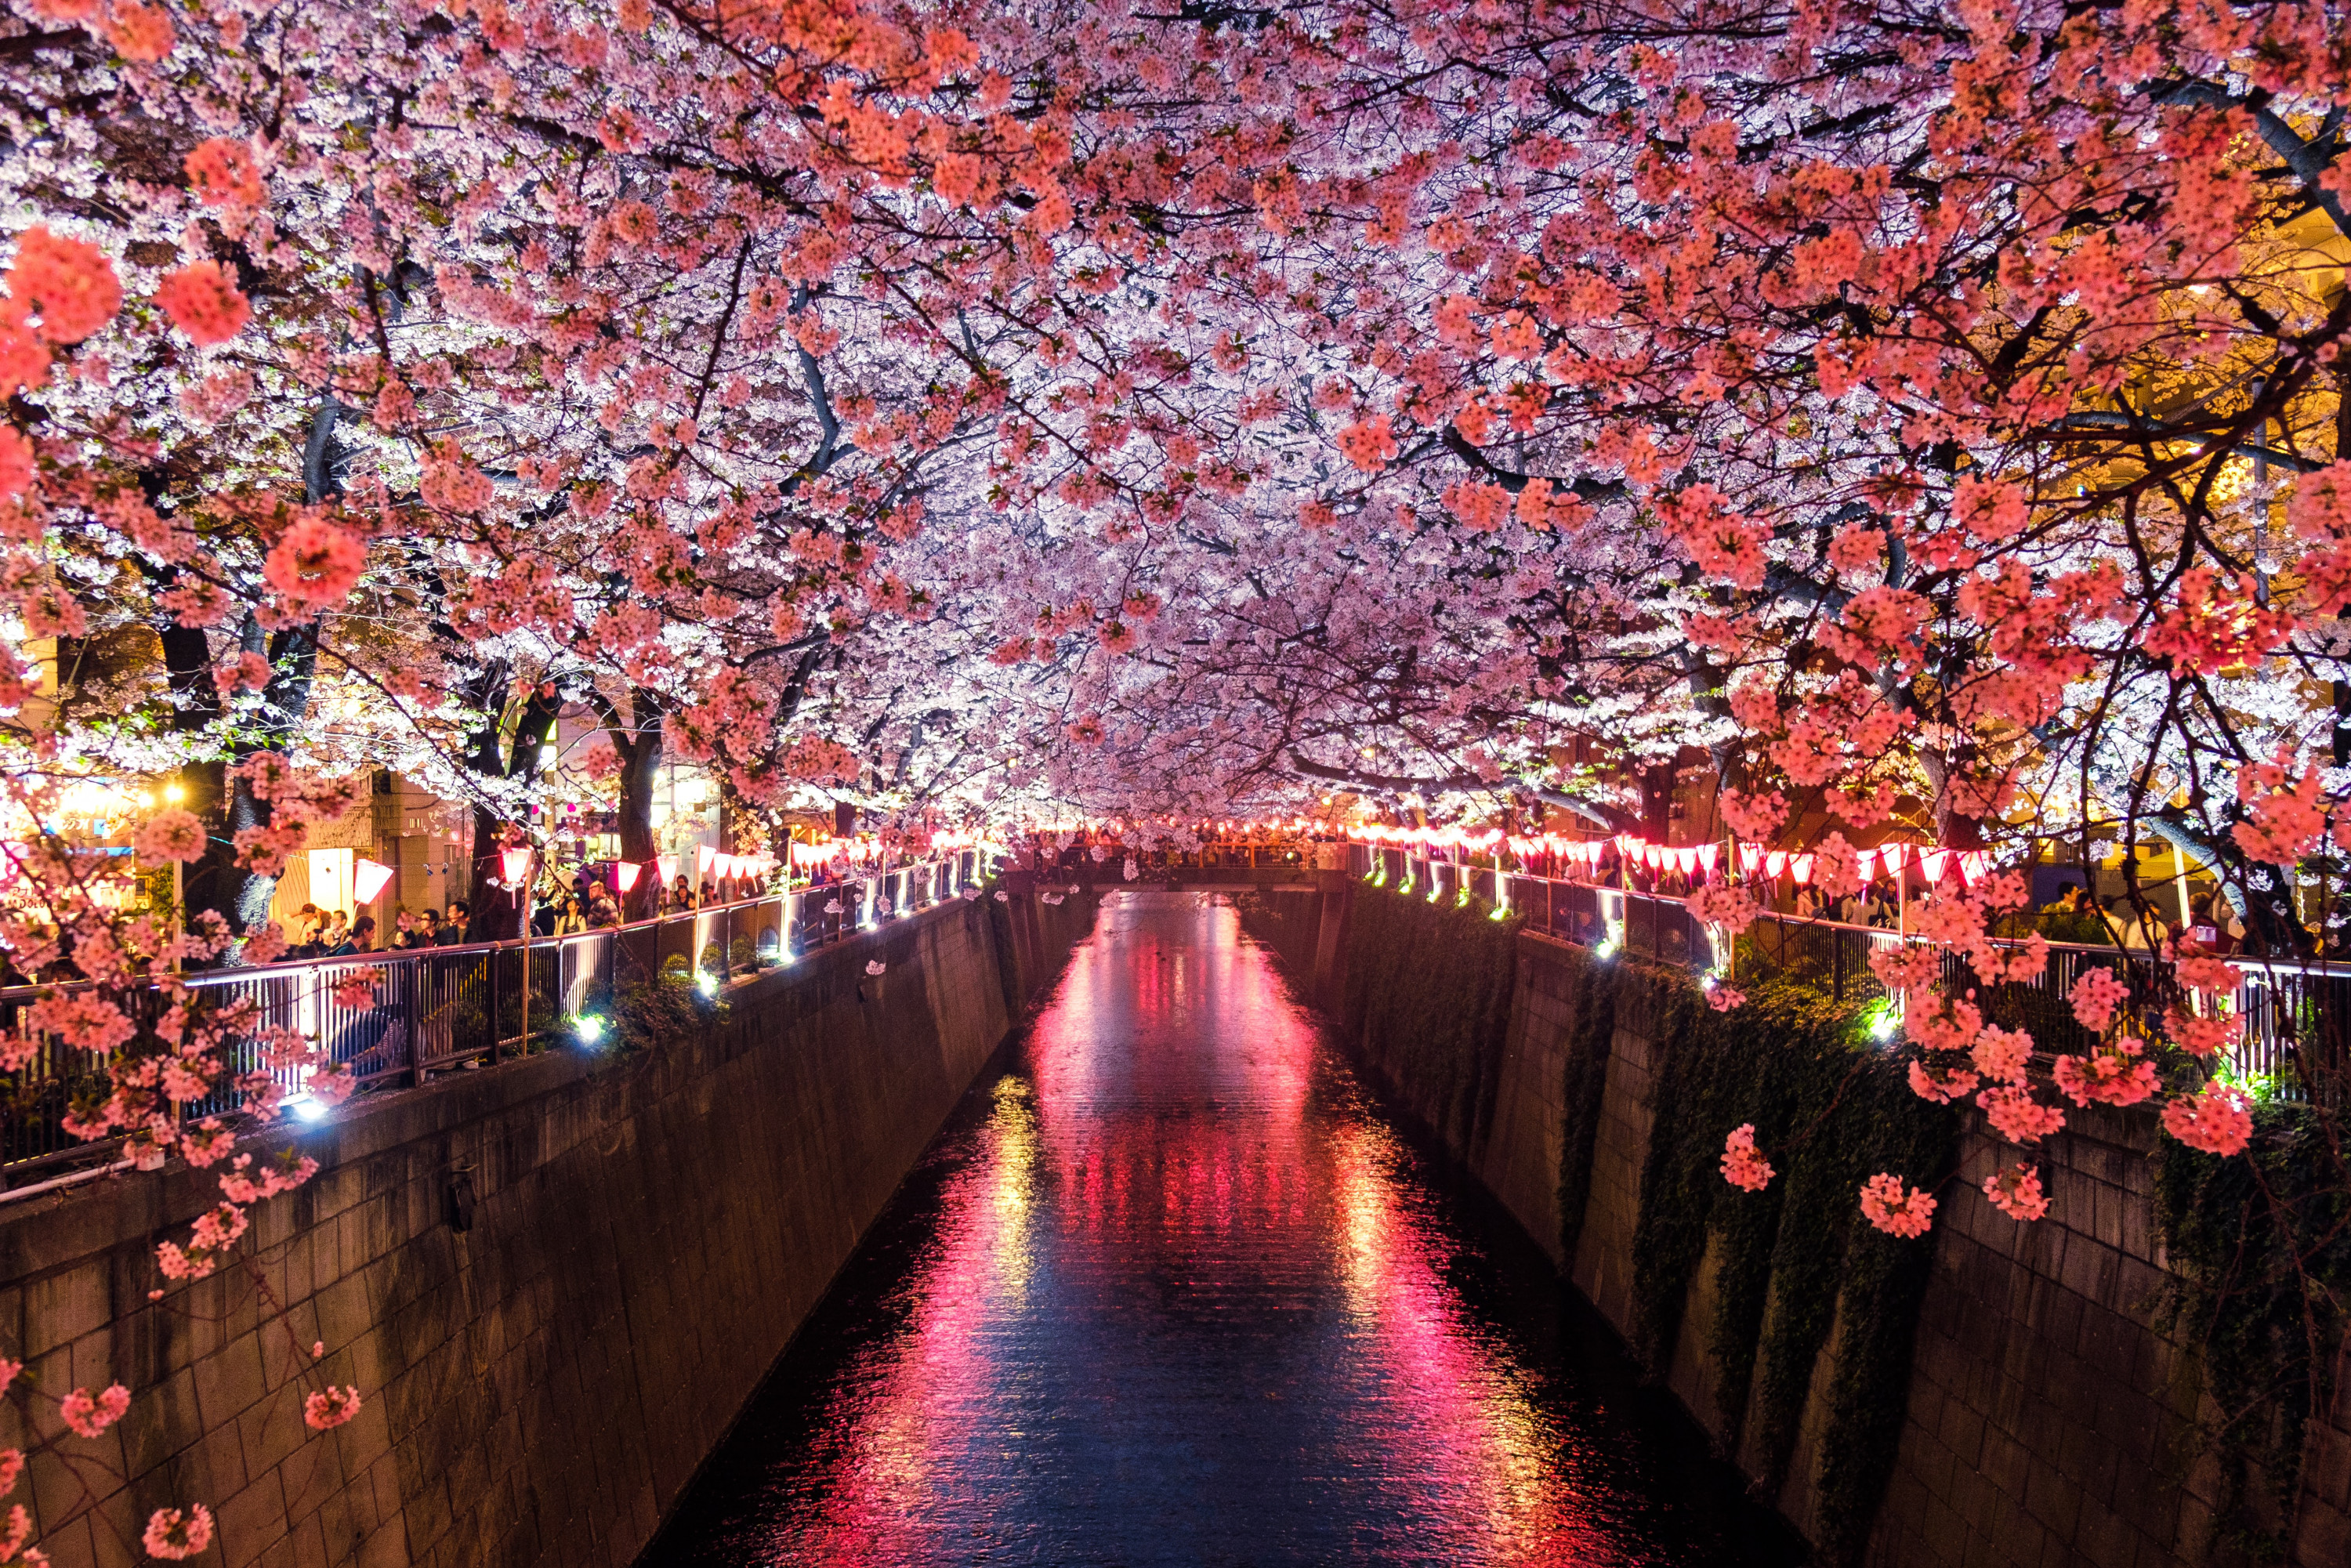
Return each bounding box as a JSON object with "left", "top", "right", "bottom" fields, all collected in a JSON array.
[
  {"left": 1261, "top": 887, "right": 2351, "bottom": 1568},
  {"left": 0, "top": 888, "right": 1100, "bottom": 1568}
]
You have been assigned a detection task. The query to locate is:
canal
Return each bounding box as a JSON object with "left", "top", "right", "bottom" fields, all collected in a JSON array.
[{"left": 651, "top": 890, "right": 1802, "bottom": 1566}]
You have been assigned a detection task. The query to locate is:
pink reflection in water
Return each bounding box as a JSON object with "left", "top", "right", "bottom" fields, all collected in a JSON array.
[{"left": 729, "top": 893, "right": 1723, "bottom": 1566}]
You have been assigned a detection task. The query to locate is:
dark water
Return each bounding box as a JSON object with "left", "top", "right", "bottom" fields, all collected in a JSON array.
[{"left": 652, "top": 892, "right": 1803, "bottom": 1566}]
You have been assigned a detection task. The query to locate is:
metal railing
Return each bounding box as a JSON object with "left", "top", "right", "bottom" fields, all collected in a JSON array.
[
  {"left": 1351, "top": 843, "right": 2347, "bottom": 1094},
  {"left": 0, "top": 851, "right": 988, "bottom": 1176}
]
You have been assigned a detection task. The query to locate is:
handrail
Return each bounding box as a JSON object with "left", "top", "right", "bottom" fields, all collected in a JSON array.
[
  {"left": 1353, "top": 842, "right": 2348, "bottom": 1096},
  {"left": 0, "top": 851, "right": 994, "bottom": 1173}
]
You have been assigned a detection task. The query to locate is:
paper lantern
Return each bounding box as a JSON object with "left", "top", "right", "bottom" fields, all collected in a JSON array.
[
  {"left": 614, "top": 860, "right": 643, "bottom": 893},
  {"left": 1696, "top": 844, "right": 1719, "bottom": 874},
  {"left": 1959, "top": 850, "right": 1990, "bottom": 883},
  {"left": 353, "top": 857, "right": 396, "bottom": 904},
  {"left": 1675, "top": 847, "right": 1698, "bottom": 875},
  {"left": 1789, "top": 853, "right": 1817, "bottom": 885},
  {"left": 1920, "top": 849, "right": 1953, "bottom": 882},
  {"left": 657, "top": 853, "right": 678, "bottom": 887},
  {"left": 1765, "top": 851, "right": 1788, "bottom": 880},
  {"left": 1853, "top": 847, "right": 1878, "bottom": 880},
  {"left": 500, "top": 845, "right": 533, "bottom": 885},
  {"left": 697, "top": 844, "right": 717, "bottom": 881},
  {"left": 1738, "top": 843, "right": 1762, "bottom": 876}
]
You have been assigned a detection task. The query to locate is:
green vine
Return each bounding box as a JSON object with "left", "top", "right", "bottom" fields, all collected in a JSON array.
[
  {"left": 2154, "top": 1101, "right": 2351, "bottom": 1557},
  {"left": 1548, "top": 942, "right": 1621, "bottom": 1263},
  {"left": 1621, "top": 966, "right": 1951, "bottom": 1566}
]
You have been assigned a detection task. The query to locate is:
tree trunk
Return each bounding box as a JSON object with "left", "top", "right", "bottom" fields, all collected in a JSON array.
[
  {"left": 159, "top": 608, "right": 317, "bottom": 938},
  {"left": 614, "top": 695, "right": 665, "bottom": 921},
  {"left": 462, "top": 679, "right": 560, "bottom": 941}
]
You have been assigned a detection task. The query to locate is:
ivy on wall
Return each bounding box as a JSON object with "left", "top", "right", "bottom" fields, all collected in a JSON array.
[
  {"left": 1619, "top": 967, "right": 1951, "bottom": 1568},
  {"left": 1549, "top": 946, "right": 1621, "bottom": 1264},
  {"left": 2155, "top": 1103, "right": 2351, "bottom": 1557},
  {"left": 1231, "top": 889, "right": 1321, "bottom": 977}
]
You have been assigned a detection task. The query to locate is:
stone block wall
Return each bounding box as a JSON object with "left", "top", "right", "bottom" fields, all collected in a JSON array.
[{"left": 0, "top": 889, "right": 1101, "bottom": 1568}]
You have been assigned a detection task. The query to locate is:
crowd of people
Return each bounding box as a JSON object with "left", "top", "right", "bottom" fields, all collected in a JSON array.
[{"left": 277, "top": 858, "right": 784, "bottom": 958}]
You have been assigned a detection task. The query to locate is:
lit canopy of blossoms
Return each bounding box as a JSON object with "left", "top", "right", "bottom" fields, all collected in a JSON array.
[{"left": 2, "top": 0, "right": 2349, "bottom": 1552}]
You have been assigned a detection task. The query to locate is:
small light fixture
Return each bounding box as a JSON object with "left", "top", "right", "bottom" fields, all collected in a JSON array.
[
  {"left": 697, "top": 972, "right": 719, "bottom": 998},
  {"left": 289, "top": 1094, "right": 331, "bottom": 1124},
  {"left": 576, "top": 1015, "right": 607, "bottom": 1045}
]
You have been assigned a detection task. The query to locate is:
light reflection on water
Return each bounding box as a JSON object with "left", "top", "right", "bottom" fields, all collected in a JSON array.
[{"left": 654, "top": 893, "right": 1800, "bottom": 1566}]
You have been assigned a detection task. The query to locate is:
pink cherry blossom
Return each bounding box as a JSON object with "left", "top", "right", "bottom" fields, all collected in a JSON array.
[
  {"left": 1976, "top": 1084, "right": 2065, "bottom": 1144},
  {"left": 260, "top": 516, "right": 366, "bottom": 609},
  {"left": 1719, "top": 1124, "right": 1774, "bottom": 1192},
  {"left": 143, "top": 1505, "right": 214, "bottom": 1561},
  {"left": 2067, "top": 969, "right": 2131, "bottom": 1034},
  {"left": 1982, "top": 1164, "right": 2050, "bottom": 1222},
  {"left": 303, "top": 1386, "right": 364, "bottom": 1431},
  {"left": 2161, "top": 1082, "right": 2255, "bottom": 1157},
  {"left": 1859, "top": 1174, "right": 1938, "bottom": 1239},
  {"left": 60, "top": 1383, "right": 130, "bottom": 1438},
  {"left": 2051, "top": 1038, "right": 2161, "bottom": 1108}
]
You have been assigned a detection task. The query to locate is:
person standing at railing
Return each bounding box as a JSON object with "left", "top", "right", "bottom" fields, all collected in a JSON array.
[
  {"left": 328, "top": 917, "right": 373, "bottom": 957},
  {"left": 551, "top": 896, "right": 587, "bottom": 936},
  {"left": 443, "top": 900, "right": 472, "bottom": 945},
  {"left": 398, "top": 909, "right": 440, "bottom": 949},
  {"left": 2100, "top": 896, "right": 2161, "bottom": 951}
]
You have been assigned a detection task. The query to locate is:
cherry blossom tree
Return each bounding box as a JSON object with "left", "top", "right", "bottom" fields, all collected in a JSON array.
[{"left": 7, "top": 0, "right": 2351, "bottom": 1554}]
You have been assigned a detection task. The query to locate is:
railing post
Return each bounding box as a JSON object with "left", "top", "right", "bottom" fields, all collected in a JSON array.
[{"left": 406, "top": 961, "right": 425, "bottom": 1088}]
